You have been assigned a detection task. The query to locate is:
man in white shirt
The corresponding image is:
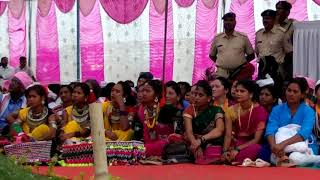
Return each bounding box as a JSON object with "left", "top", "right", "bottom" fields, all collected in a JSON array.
[
  {"left": 14, "top": 56, "right": 36, "bottom": 81},
  {"left": 0, "top": 57, "right": 14, "bottom": 87}
]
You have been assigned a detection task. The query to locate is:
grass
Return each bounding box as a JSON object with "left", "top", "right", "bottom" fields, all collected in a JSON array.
[{"left": 0, "top": 155, "right": 64, "bottom": 180}]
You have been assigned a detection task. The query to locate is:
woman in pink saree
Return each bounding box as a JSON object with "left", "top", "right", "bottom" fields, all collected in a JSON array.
[
  {"left": 223, "top": 80, "right": 268, "bottom": 164},
  {"left": 136, "top": 80, "right": 174, "bottom": 157}
]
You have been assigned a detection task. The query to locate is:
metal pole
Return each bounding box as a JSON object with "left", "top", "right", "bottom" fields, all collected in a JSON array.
[
  {"left": 27, "top": 0, "right": 32, "bottom": 67},
  {"left": 162, "top": 0, "right": 169, "bottom": 82},
  {"left": 76, "top": 0, "right": 80, "bottom": 81}
]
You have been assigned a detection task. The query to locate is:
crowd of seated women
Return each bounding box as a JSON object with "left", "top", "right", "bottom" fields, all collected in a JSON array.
[{"left": 0, "top": 71, "right": 320, "bottom": 167}]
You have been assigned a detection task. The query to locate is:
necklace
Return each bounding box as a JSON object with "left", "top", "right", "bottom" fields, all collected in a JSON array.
[
  {"left": 109, "top": 105, "right": 121, "bottom": 124},
  {"left": 144, "top": 104, "right": 159, "bottom": 129},
  {"left": 237, "top": 103, "right": 254, "bottom": 131},
  {"left": 27, "top": 107, "right": 49, "bottom": 129},
  {"left": 72, "top": 105, "right": 90, "bottom": 126}
]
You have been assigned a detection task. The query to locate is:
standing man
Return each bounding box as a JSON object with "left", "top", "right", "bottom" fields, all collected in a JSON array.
[
  {"left": 14, "top": 56, "right": 36, "bottom": 81},
  {"left": 209, "top": 12, "right": 255, "bottom": 79},
  {"left": 275, "top": 1, "right": 295, "bottom": 41},
  {"left": 255, "top": 10, "right": 293, "bottom": 85},
  {"left": 0, "top": 57, "right": 14, "bottom": 87},
  {"left": 275, "top": 1, "right": 295, "bottom": 79}
]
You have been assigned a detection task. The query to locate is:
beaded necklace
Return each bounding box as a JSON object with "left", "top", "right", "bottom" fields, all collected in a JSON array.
[
  {"left": 72, "top": 105, "right": 90, "bottom": 127},
  {"left": 144, "top": 103, "right": 160, "bottom": 129},
  {"left": 108, "top": 105, "right": 121, "bottom": 124},
  {"left": 27, "top": 107, "right": 49, "bottom": 129},
  {"left": 237, "top": 103, "right": 254, "bottom": 131}
]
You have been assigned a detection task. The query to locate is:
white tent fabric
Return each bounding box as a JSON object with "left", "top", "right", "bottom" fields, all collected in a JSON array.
[
  {"left": 100, "top": 0, "right": 150, "bottom": 83},
  {"left": 293, "top": 21, "right": 320, "bottom": 80},
  {"left": 172, "top": 0, "right": 196, "bottom": 82},
  {"left": 0, "top": 7, "right": 9, "bottom": 59},
  {"left": 56, "top": 0, "right": 77, "bottom": 83},
  {"left": 308, "top": 0, "right": 320, "bottom": 21},
  {"left": 26, "top": 0, "right": 37, "bottom": 81}
]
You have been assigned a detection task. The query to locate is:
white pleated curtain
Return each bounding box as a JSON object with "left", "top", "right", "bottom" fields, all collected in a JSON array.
[{"left": 293, "top": 21, "right": 320, "bottom": 80}]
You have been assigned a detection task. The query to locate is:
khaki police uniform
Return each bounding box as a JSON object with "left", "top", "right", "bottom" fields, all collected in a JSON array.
[
  {"left": 275, "top": 18, "right": 295, "bottom": 41},
  {"left": 255, "top": 26, "right": 293, "bottom": 79},
  {"left": 210, "top": 31, "right": 254, "bottom": 78}
]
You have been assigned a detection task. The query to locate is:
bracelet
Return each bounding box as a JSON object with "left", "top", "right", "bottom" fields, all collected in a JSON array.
[
  {"left": 119, "top": 111, "right": 128, "bottom": 116},
  {"left": 200, "top": 136, "right": 206, "bottom": 145},
  {"left": 50, "top": 121, "right": 57, "bottom": 129}
]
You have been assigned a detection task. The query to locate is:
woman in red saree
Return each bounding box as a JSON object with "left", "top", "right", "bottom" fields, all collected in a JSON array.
[
  {"left": 223, "top": 80, "right": 268, "bottom": 164},
  {"left": 136, "top": 80, "right": 178, "bottom": 157}
]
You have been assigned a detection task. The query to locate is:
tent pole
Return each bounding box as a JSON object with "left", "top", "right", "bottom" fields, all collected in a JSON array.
[
  {"left": 162, "top": 0, "right": 169, "bottom": 82},
  {"left": 76, "top": 0, "right": 80, "bottom": 82},
  {"left": 27, "top": 0, "right": 32, "bottom": 67}
]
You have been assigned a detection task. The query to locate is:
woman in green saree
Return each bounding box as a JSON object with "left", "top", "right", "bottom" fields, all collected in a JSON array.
[{"left": 183, "top": 80, "right": 225, "bottom": 164}]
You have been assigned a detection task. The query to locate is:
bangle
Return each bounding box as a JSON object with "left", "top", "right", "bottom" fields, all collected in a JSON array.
[
  {"left": 200, "top": 136, "right": 206, "bottom": 145},
  {"left": 50, "top": 121, "right": 57, "bottom": 129}
]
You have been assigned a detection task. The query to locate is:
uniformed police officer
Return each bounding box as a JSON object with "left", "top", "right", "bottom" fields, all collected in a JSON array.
[
  {"left": 255, "top": 10, "right": 293, "bottom": 84},
  {"left": 276, "top": 1, "right": 295, "bottom": 80},
  {"left": 275, "top": 1, "right": 295, "bottom": 41},
  {"left": 209, "top": 12, "right": 255, "bottom": 79}
]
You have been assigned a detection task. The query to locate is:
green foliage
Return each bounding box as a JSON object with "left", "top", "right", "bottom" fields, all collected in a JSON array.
[{"left": 0, "top": 155, "right": 63, "bottom": 180}]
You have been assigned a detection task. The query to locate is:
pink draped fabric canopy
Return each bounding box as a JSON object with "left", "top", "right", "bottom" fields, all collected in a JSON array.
[
  {"left": 288, "top": 0, "right": 308, "bottom": 21},
  {"left": 314, "top": 0, "right": 320, "bottom": 5},
  {"left": 152, "top": 0, "right": 166, "bottom": 14},
  {"left": 149, "top": 0, "right": 174, "bottom": 81},
  {"left": 202, "top": 0, "right": 216, "bottom": 9},
  {"left": 36, "top": 0, "right": 60, "bottom": 83},
  {"left": 175, "top": 0, "right": 195, "bottom": 8},
  {"left": 80, "top": 0, "right": 104, "bottom": 81},
  {"left": 192, "top": 0, "right": 218, "bottom": 83},
  {"left": 54, "top": 0, "right": 75, "bottom": 13},
  {"left": 0, "top": 2, "right": 7, "bottom": 16},
  {"left": 8, "top": 0, "right": 24, "bottom": 19},
  {"left": 79, "top": 0, "right": 96, "bottom": 17},
  {"left": 8, "top": 0, "right": 26, "bottom": 67},
  {"left": 38, "top": 0, "right": 52, "bottom": 17},
  {"left": 100, "top": 0, "right": 148, "bottom": 24}
]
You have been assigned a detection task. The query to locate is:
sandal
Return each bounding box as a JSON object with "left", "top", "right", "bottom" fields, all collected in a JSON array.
[
  {"left": 238, "top": 158, "right": 256, "bottom": 167},
  {"left": 255, "top": 159, "right": 271, "bottom": 168}
]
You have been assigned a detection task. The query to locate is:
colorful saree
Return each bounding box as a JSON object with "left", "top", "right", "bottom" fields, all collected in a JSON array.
[
  {"left": 183, "top": 105, "right": 224, "bottom": 164},
  {"left": 225, "top": 104, "right": 268, "bottom": 163},
  {"left": 137, "top": 104, "right": 175, "bottom": 157}
]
